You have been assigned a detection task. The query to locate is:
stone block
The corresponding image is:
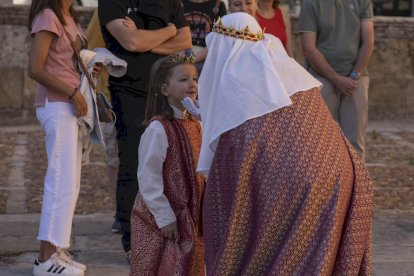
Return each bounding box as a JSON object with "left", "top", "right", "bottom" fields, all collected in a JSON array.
[
  {"left": 374, "top": 187, "right": 414, "bottom": 210},
  {"left": 0, "top": 25, "right": 30, "bottom": 68},
  {"left": 73, "top": 235, "right": 122, "bottom": 252},
  {"left": 0, "top": 5, "right": 29, "bottom": 25},
  {"left": 0, "top": 108, "right": 37, "bottom": 126},
  {"left": 373, "top": 262, "right": 414, "bottom": 276},
  {"left": 23, "top": 69, "right": 36, "bottom": 109},
  {"left": 371, "top": 40, "right": 413, "bottom": 76},
  {"left": 0, "top": 221, "right": 37, "bottom": 236},
  {"left": 0, "top": 235, "right": 38, "bottom": 254},
  {"left": 407, "top": 79, "right": 414, "bottom": 107},
  {"left": 369, "top": 77, "right": 414, "bottom": 120},
  {"left": 76, "top": 251, "right": 128, "bottom": 267},
  {"left": 373, "top": 246, "right": 414, "bottom": 262},
  {"left": 0, "top": 67, "right": 23, "bottom": 108}
]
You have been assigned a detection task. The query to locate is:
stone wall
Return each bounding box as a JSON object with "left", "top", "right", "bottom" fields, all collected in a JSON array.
[{"left": 0, "top": 5, "right": 413, "bottom": 124}]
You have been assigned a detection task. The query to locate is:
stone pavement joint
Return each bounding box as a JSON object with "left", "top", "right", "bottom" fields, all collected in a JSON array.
[
  {"left": 367, "top": 120, "right": 414, "bottom": 133},
  {"left": 0, "top": 125, "right": 41, "bottom": 133},
  {"left": 5, "top": 133, "right": 27, "bottom": 214},
  {"left": 381, "top": 132, "right": 414, "bottom": 150}
]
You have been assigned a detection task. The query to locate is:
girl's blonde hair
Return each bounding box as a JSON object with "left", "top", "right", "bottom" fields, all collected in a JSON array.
[{"left": 144, "top": 55, "right": 196, "bottom": 125}]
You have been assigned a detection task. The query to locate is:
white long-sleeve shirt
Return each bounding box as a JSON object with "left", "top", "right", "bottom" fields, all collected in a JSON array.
[{"left": 138, "top": 106, "right": 192, "bottom": 229}]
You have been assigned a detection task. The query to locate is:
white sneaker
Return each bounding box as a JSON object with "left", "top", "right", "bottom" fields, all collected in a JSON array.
[
  {"left": 56, "top": 249, "right": 87, "bottom": 271},
  {"left": 32, "top": 253, "right": 84, "bottom": 276}
]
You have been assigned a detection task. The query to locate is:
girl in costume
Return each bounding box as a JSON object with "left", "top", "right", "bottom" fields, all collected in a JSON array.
[{"left": 129, "top": 52, "right": 205, "bottom": 276}]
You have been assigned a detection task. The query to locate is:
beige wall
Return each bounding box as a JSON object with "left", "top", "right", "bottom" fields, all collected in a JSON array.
[{"left": 0, "top": 5, "right": 413, "bottom": 124}]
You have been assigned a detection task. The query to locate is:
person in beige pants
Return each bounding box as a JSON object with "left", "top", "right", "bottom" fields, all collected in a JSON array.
[
  {"left": 299, "top": 0, "right": 375, "bottom": 161},
  {"left": 317, "top": 76, "right": 370, "bottom": 159}
]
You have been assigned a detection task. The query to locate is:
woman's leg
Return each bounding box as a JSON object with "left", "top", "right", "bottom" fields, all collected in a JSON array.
[
  {"left": 39, "top": 241, "right": 56, "bottom": 261},
  {"left": 36, "top": 99, "right": 81, "bottom": 259}
]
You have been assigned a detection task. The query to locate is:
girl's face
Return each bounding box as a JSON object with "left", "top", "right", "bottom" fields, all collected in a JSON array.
[
  {"left": 162, "top": 64, "right": 198, "bottom": 110},
  {"left": 228, "top": 0, "right": 258, "bottom": 16}
]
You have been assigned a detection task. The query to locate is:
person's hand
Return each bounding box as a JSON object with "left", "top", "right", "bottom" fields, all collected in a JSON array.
[
  {"left": 160, "top": 221, "right": 178, "bottom": 240},
  {"left": 181, "top": 97, "right": 201, "bottom": 120},
  {"left": 122, "top": 16, "right": 138, "bottom": 31},
  {"left": 333, "top": 75, "right": 358, "bottom": 96},
  {"left": 167, "top": 23, "right": 177, "bottom": 37},
  {"left": 70, "top": 88, "right": 88, "bottom": 117},
  {"left": 92, "top": 63, "right": 102, "bottom": 78}
]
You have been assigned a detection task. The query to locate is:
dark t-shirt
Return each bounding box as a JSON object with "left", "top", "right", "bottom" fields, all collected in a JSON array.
[
  {"left": 98, "top": 0, "right": 188, "bottom": 96},
  {"left": 182, "top": 0, "right": 227, "bottom": 47}
]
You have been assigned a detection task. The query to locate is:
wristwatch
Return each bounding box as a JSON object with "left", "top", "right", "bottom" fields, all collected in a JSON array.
[{"left": 350, "top": 70, "right": 361, "bottom": 80}]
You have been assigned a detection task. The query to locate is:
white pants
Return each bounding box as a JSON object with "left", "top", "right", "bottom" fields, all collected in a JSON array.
[{"left": 36, "top": 99, "right": 82, "bottom": 248}]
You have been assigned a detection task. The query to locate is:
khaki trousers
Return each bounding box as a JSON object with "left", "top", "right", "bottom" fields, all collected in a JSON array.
[{"left": 317, "top": 76, "right": 369, "bottom": 161}]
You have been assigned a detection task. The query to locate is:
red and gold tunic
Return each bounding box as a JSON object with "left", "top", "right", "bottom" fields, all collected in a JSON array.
[
  {"left": 203, "top": 88, "right": 373, "bottom": 275},
  {"left": 130, "top": 116, "right": 205, "bottom": 276}
]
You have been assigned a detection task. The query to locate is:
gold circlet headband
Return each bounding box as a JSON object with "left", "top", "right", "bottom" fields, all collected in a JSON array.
[
  {"left": 167, "top": 50, "right": 196, "bottom": 63},
  {"left": 212, "top": 17, "right": 264, "bottom": 42}
]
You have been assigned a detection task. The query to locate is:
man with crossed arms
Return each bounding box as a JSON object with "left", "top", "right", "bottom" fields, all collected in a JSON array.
[{"left": 98, "top": 0, "right": 191, "bottom": 258}]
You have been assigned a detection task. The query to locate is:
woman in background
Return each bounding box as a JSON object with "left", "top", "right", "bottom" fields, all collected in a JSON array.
[
  {"left": 256, "top": 0, "right": 293, "bottom": 56},
  {"left": 228, "top": 0, "right": 293, "bottom": 56}
]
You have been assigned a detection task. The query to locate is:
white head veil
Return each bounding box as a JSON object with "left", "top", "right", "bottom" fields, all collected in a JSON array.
[{"left": 197, "top": 12, "right": 321, "bottom": 174}]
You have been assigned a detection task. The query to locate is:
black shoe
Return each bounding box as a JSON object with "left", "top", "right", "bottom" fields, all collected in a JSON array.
[{"left": 111, "top": 218, "right": 121, "bottom": 234}]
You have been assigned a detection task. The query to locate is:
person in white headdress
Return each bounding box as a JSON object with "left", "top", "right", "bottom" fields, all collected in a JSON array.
[{"left": 197, "top": 12, "right": 373, "bottom": 275}]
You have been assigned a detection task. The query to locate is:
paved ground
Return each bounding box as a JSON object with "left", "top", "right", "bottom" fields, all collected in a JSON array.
[
  {"left": 0, "top": 210, "right": 412, "bottom": 276},
  {"left": 0, "top": 120, "right": 413, "bottom": 275},
  {"left": 0, "top": 213, "right": 129, "bottom": 275}
]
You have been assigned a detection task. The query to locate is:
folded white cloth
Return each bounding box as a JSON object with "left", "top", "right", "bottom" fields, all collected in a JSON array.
[{"left": 77, "top": 48, "right": 127, "bottom": 164}]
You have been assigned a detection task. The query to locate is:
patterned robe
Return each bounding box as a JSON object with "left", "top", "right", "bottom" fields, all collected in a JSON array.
[
  {"left": 203, "top": 88, "right": 373, "bottom": 275},
  {"left": 130, "top": 116, "right": 205, "bottom": 276}
]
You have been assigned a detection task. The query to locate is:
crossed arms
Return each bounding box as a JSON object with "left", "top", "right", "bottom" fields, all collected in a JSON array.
[{"left": 105, "top": 17, "right": 192, "bottom": 54}]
